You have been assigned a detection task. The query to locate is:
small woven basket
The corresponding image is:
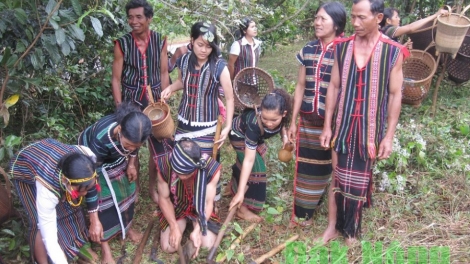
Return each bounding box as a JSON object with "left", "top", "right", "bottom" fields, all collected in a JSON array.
[
  {"left": 447, "top": 34, "right": 470, "bottom": 84},
  {"left": 233, "top": 67, "right": 275, "bottom": 111},
  {"left": 402, "top": 49, "right": 437, "bottom": 106},
  {"left": 143, "top": 86, "right": 174, "bottom": 140},
  {"left": 435, "top": 5, "right": 470, "bottom": 58}
]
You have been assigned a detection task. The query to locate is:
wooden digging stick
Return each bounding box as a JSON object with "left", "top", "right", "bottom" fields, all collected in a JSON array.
[
  {"left": 250, "top": 234, "right": 300, "bottom": 264},
  {"left": 218, "top": 222, "right": 258, "bottom": 262},
  {"left": 132, "top": 219, "right": 155, "bottom": 264},
  {"left": 177, "top": 245, "right": 186, "bottom": 264},
  {"left": 206, "top": 185, "right": 249, "bottom": 263},
  {"left": 212, "top": 115, "right": 224, "bottom": 159}
]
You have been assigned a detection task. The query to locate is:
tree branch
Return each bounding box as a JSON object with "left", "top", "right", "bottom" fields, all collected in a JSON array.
[{"left": 261, "top": 0, "right": 310, "bottom": 34}]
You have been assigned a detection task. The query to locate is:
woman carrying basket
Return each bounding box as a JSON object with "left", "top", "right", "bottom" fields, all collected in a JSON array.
[
  {"left": 78, "top": 102, "right": 152, "bottom": 264},
  {"left": 380, "top": 7, "right": 448, "bottom": 46},
  {"left": 9, "top": 139, "right": 99, "bottom": 263},
  {"left": 228, "top": 89, "right": 292, "bottom": 222},
  {"left": 161, "top": 21, "right": 234, "bottom": 156},
  {"left": 287, "top": 1, "right": 346, "bottom": 227},
  {"left": 228, "top": 17, "right": 261, "bottom": 80}
]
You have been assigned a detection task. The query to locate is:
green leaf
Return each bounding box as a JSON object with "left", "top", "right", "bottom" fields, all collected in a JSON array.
[
  {"left": 5, "top": 135, "right": 22, "bottom": 146},
  {"left": 267, "top": 207, "right": 280, "bottom": 215},
  {"left": 0, "top": 20, "right": 7, "bottom": 33},
  {"left": 225, "top": 249, "right": 234, "bottom": 261},
  {"left": 8, "top": 239, "right": 15, "bottom": 251},
  {"left": 14, "top": 8, "right": 27, "bottom": 25},
  {"left": 69, "top": 24, "right": 85, "bottom": 41},
  {"left": 59, "top": 9, "right": 77, "bottom": 22},
  {"left": 237, "top": 253, "right": 245, "bottom": 262},
  {"left": 0, "top": 47, "right": 11, "bottom": 66},
  {"left": 460, "top": 124, "right": 470, "bottom": 136},
  {"left": 71, "top": 0, "right": 82, "bottom": 15},
  {"left": 89, "top": 16, "right": 103, "bottom": 37},
  {"left": 98, "top": 8, "right": 117, "bottom": 23},
  {"left": 30, "top": 50, "right": 40, "bottom": 70},
  {"left": 60, "top": 40, "right": 71, "bottom": 56},
  {"left": 0, "top": 147, "right": 5, "bottom": 161},
  {"left": 55, "top": 28, "right": 66, "bottom": 45},
  {"left": 233, "top": 222, "right": 243, "bottom": 234},
  {"left": 45, "top": 0, "right": 57, "bottom": 15},
  {"left": 1, "top": 229, "right": 14, "bottom": 236},
  {"left": 15, "top": 41, "right": 26, "bottom": 53},
  {"left": 6, "top": 54, "right": 18, "bottom": 67},
  {"left": 49, "top": 19, "right": 59, "bottom": 30}
]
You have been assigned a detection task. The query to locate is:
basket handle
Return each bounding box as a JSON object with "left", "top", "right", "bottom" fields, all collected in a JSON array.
[
  {"left": 460, "top": 4, "right": 470, "bottom": 16},
  {"left": 146, "top": 85, "right": 155, "bottom": 105}
]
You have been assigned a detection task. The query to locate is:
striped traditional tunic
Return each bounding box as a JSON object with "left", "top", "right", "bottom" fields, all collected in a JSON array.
[
  {"left": 78, "top": 115, "right": 137, "bottom": 241},
  {"left": 332, "top": 34, "right": 409, "bottom": 160},
  {"left": 229, "top": 110, "right": 281, "bottom": 211},
  {"left": 115, "top": 31, "right": 166, "bottom": 109},
  {"left": 331, "top": 34, "right": 409, "bottom": 238},
  {"left": 230, "top": 37, "right": 261, "bottom": 78},
  {"left": 9, "top": 139, "right": 98, "bottom": 262},
  {"left": 156, "top": 146, "right": 221, "bottom": 231},
  {"left": 176, "top": 52, "right": 226, "bottom": 127},
  {"left": 291, "top": 39, "right": 336, "bottom": 222}
]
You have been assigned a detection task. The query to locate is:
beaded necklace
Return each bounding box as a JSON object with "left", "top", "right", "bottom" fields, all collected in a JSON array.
[{"left": 107, "top": 123, "right": 131, "bottom": 159}]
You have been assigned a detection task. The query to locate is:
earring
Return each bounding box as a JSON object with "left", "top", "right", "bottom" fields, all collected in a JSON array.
[
  {"left": 95, "top": 178, "right": 101, "bottom": 192},
  {"left": 70, "top": 188, "right": 79, "bottom": 199}
]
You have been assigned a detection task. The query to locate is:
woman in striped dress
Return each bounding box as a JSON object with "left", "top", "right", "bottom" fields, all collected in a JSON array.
[
  {"left": 78, "top": 102, "right": 151, "bottom": 264},
  {"left": 9, "top": 139, "right": 99, "bottom": 263},
  {"left": 228, "top": 89, "right": 292, "bottom": 222},
  {"left": 287, "top": 2, "right": 346, "bottom": 227},
  {"left": 228, "top": 17, "right": 261, "bottom": 80},
  {"left": 161, "top": 21, "right": 234, "bottom": 157}
]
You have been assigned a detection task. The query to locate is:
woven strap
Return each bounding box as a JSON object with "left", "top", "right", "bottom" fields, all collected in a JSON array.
[{"left": 254, "top": 107, "right": 264, "bottom": 137}]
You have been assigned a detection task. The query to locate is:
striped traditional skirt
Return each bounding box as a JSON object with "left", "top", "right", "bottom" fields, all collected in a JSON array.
[
  {"left": 174, "top": 120, "right": 216, "bottom": 156},
  {"left": 12, "top": 180, "right": 89, "bottom": 262},
  {"left": 228, "top": 138, "right": 267, "bottom": 212},
  {"left": 98, "top": 157, "right": 136, "bottom": 241},
  {"left": 292, "top": 113, "right": 332, "bottom": 220},
  {"left": 332, "top": 132, "right": 373, "bottom": 238}
]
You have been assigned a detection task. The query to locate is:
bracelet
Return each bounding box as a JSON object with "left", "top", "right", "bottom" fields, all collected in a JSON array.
[
  {"left": 130, "top": 154, "right": 137, "bottom": 158},
  {"left": 88, "top": 206, "right": 99, "bottom": 214},
  {"left": 283, "top": 134, "right": 288, "bottom": 138}
]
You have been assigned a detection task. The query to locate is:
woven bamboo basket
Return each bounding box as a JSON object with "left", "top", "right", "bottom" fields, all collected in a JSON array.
[
  {"left": 447, "top": 34, "right": 470, "bottom": 83},
  {"left": 143, "top": 86, "right": 174, "bottom": 140},
  {"left": 402, "top": 49, "right": 437, "bottom": 106},
  {"left": 435, "top": 5, "right": 470, "bottom": 58},
  {"left": 0, "top": 168, "right": 13, "bottom": 224},
  {"left": 233, "top": 67, "right": 275, "bottom": 111}
]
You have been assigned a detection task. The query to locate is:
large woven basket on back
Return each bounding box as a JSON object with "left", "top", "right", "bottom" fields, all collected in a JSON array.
[
  {"left": 435, "top": 5, "right": 470, "bottom": 58},
  {"left": 402, "top": 49, "right": 437, "bottom": 106},
  {"left": 233, "top": 67, "right": 275, "bottom": 111},
  {"left": 447, "top": 34, "right": 470, "bottom": 84},
  {"left": 408, "top": 20, "right": 437, "bottom": 57}
]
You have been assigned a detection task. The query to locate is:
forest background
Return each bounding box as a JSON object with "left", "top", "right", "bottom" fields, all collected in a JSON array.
[{"left": 0, "top": 0, "right": 469, "bottom": 263}]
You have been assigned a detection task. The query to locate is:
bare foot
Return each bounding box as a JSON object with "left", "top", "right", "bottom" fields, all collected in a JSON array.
[
  {"left": 236, "top": 206, "right": 263, "bottom": 223},
  {"left": 345, "top": 237, "right": 359, "bottom": 247},
  {"left": 100, "top": 242, "right": 116, "bottom": 264},
  {"left": 127, "top": 228, "right": 143, "bottom": 244},
  {"left": 288, "top": 218, "right": 313, "bottom": 228},
  {"left": 318, "top": 226, "right": 340, "bottom": 245},
  {"left": 223, "top": 183, "right": 232, "bottom": 197}
]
